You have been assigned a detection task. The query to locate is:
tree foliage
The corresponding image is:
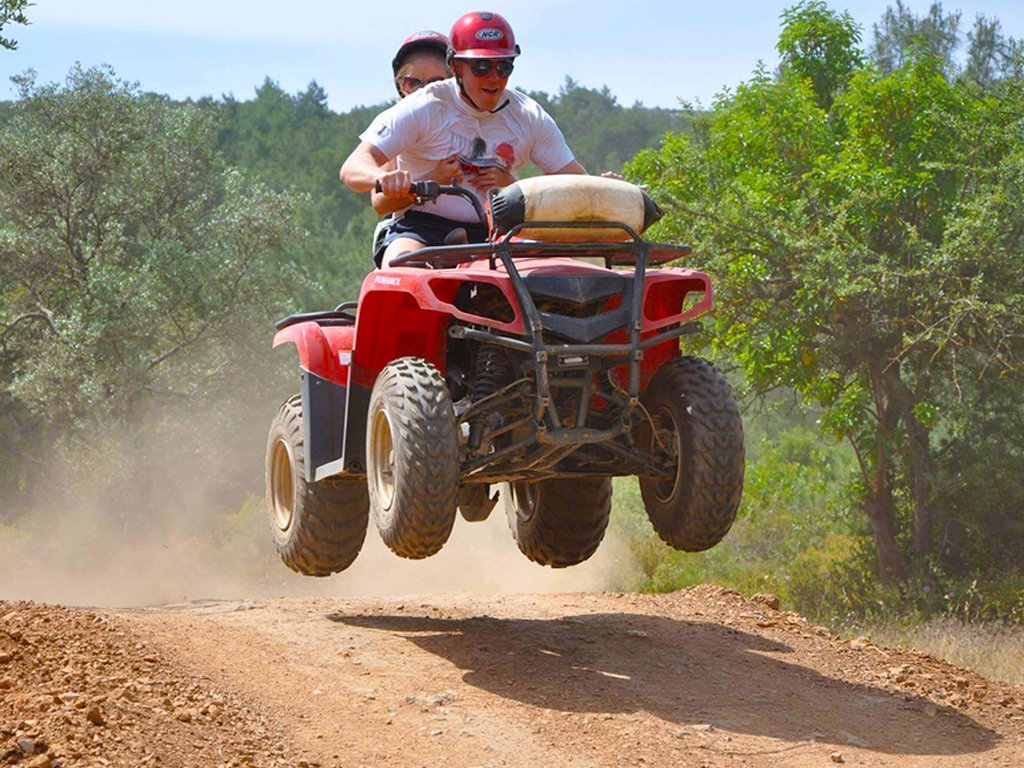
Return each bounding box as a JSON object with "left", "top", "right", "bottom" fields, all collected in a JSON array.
[
  {"left": 0, "top": 0, "right": 30, "bottom": 51},
  {"left": 870, "top": 1, "right": 1024, "bottom": 86},
  {"left": 778, "top": 1, "right": 863, "bottom": 109},
  {"left": 0, "top": 67, "right": 301, "bottom": 510},
  {"left": 871, "top": 1, "right": 961, "bottom": 76},
  {"left": 529, "top": 78, "right": 684, "bottom": 173},
  {"left": 630, "top": 4, "right": 1024, "bottom": 584},
  {"left": 210, "top": 78, "right": 385, "bottom": 303}
]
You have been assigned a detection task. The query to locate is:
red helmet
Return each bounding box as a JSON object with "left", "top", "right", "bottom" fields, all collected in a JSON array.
[
  {"left": 392, "top": 31, "right": 450, "bottom": 75},
  {"left": 448, "top": 11, "right": 520, "bottom": 60}
]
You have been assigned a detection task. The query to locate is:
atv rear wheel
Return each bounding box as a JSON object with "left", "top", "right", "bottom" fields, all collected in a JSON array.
[
  {"left": 504, "top": 477, "right": 611, "bottom": 567},
  {"left": 638, "top": 356, "right": 744, "bottom": 551},
  {"left": 265, "top": 395, "right": 369, "bottom": 576},
  {"left": 367, "top": 357, "right": 460, "bottom": 559}
]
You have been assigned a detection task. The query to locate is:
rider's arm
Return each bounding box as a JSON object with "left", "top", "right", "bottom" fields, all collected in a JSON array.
[
  {"left": 341, "top": 141, "right": 413, "bottom": 202},
  {"left": 371, "top": 159, "right": 406, "bottom": 216},
  {"left": 340, "top": 142, "right": 391, "bottom": 192},
  {"left": 551, "top": 159, "right": 588, "bottom": 175},
  {"left": 552, "top": 159, "right": 623, "bottom": 179}
]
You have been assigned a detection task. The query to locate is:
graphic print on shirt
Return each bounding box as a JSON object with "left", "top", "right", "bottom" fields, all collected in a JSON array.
[{"left": 451, "top": 132, "right": 516, "bottom": 171}]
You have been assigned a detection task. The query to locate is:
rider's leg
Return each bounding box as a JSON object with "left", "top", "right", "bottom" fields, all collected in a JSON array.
[{"left": 380, "top": 237, "right": 427, "bottom": 267}]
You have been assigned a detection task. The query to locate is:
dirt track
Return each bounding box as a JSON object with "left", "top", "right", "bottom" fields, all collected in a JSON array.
[{"left": 2, "top": 586, "right": 1023, "bottom": 767}]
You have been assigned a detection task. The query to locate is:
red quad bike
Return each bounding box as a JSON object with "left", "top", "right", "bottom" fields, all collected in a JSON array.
[{"left": 265, "top": 175, "right": 744, "bottom": 576}]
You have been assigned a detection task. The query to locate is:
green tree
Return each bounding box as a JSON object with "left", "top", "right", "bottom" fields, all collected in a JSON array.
[
  {"left": 871, "top": 1, "right": 961, "bottom": 76},
  {"left": 630, "top": 8, "right": 1024, "bottom": 583},
  {"left": 213, "top": 78, "right": 386, "bottom": 303},
  {"left": 964, "top": 14, "right": 1023, "bottom": 87},
  {"left": 0, "top": 66, "right": 300, "bottom": 447},
  {"left": 530, "top": 78, "right": 683, "bottom": 173},
  {"left": 0, "top": 0, "right": 29, "bottom": 50},
  {"left": 777, "top": 1, "right": 863, "bottom": 109}
]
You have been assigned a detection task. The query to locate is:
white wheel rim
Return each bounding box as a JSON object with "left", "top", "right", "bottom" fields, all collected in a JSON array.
[
  {"left": 270, "top": 438, "right": 295, "bottom": 532},
  {"left": 370, "top": 407, "right": 397, "bottom": 513}
]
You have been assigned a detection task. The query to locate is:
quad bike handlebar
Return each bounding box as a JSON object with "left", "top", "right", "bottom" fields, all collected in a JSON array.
[{"left": 374, "top": 180, "right": 487, "bottom": 227}]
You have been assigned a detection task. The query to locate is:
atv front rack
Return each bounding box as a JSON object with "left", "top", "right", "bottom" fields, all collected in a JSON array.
[
  {"left": 389, "top": 227, "right": 691, "bottom": 270},
  {"left": 396, "top": 221, "right": 701, "bottom": 483}
]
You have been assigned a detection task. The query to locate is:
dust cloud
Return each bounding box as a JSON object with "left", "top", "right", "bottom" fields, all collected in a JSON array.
[
  {"left": 0, "top": 498, "right": 632, "bottom": 608},
  {"left": 0, "top": 420, "right": 633, "bottom": 607},
  {"left": 0, "top": 345, "right": 635, "bottom": 607}
]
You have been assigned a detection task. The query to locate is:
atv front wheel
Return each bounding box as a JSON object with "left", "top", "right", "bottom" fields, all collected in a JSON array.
[
  {"left": 638, "top": 356, "right": 744, "bottom": 551},
  {"left": 504, "top": 477, "right": 611, "bottom": 567},
  {"left": 265, "top": 395, "right": 369, "bottom": 576},
  {"left": 367, "top": 357, "right": 460, "bottom": 559}
]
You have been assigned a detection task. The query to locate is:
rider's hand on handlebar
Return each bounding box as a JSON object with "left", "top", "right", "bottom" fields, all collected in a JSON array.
[
  {"left": 376, "top": 169, "right": 415, "bottom": 200},
  {"left": 468, "top": 166, "right": 516, "bottom": 193}
]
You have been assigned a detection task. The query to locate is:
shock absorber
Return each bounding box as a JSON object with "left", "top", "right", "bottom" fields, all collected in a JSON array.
[{"left": 468, "top": 346, "right": 510, "bottom": 453}]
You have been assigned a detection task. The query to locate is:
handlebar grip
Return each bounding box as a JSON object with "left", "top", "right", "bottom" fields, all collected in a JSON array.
[
  {"left": 411, "top": 181, "right": 440, "bottom": 200},
  {"left": 373, "top": 180, "right": 441, "bottom": 201}
]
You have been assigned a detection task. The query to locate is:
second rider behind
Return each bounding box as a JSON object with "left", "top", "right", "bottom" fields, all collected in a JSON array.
[{"left": 340, "top": 11, "right": 588, "bottom": 267}]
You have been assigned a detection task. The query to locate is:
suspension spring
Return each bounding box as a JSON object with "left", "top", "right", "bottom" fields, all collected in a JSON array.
[{"left": 468, "top": 346, "right": 511, "bottom": 452}]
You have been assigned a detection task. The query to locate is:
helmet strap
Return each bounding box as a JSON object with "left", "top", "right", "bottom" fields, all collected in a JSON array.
[{"left": 455, "top": 72, "right": 483, "bottom": 111}]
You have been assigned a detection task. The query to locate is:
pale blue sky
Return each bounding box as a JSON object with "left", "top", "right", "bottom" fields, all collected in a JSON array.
[{"left": 3, "top": 1, "right": 1023, "bottom": 110}]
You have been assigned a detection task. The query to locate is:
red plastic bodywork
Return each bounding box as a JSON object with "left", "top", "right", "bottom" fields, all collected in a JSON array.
[
  {"left": 272, "top": 322, "right": 354, "bottom": 386},
  {"left": 273, "top": 257, "right": 713, "bottom": 389}
]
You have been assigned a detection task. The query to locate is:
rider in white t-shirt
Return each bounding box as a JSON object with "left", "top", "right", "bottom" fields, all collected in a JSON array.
[{"left": 340, "top": 11, "right": 588, "bottom": 266}]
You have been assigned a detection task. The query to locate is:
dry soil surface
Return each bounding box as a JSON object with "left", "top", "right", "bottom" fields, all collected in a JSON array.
[{"left": 2, "top": 585, "right": 1022, "bottom": 768}]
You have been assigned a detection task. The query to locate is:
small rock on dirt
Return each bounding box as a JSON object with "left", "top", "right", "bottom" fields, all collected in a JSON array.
[
  {"left": 830, "top": 751, "right": 845, "bottom": 763},
  {"left": 752, "top": 593, "right": 780, "bottom": 610},
  {"left": 85, "top": 706, "right": 105, "bottom": 726}
]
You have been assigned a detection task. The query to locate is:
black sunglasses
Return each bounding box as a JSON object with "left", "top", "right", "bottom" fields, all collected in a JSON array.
[
  {"left": 465, "top": 59, "right": 514, "bottom": 78},
  {"left": 398, "top": 75, "right": 445, "bottom": 93}
]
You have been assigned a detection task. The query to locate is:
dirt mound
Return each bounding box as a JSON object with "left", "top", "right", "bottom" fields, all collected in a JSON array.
[
  {"left": 2, "top": 589, "right": 1023, "bottom": 767},
  {"left": 0, "top": 602, "right": 313, "bottom": 767}
]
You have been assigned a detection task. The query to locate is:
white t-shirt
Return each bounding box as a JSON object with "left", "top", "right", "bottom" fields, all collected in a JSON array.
[{"left": 359, "top": 79, "right": 576, "bottom": 222}]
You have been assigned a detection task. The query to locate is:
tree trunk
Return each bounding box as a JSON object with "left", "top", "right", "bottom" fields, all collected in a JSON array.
[
  {"left": 864, "top": 466, "right": 907, "bottom": 584},
  {"left": 862, "top": 358, "right": 908, "bottom": 583},
  {"left": 904, "top": 409, "right": 933, "bottom": 554}
]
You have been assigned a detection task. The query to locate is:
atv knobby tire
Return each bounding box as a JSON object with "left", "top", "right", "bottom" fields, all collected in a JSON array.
[
  {"left": 367, "top": 357, "right": 459, "bottom": 559},
  {"left": 504, "top": 477, "right": 612, "bottom": 567},
  {"left": 639, "top": 356, "right": 744, "bottom": 551},
  {"left": 265, "top": 394, "right": 369, "bottom": 576}
]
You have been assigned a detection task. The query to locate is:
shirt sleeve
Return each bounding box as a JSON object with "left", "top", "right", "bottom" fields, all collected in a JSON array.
[
  {"left": 528, "top": 107, "right": 576, "bottom": 174},
  {"left": 359, "top": 99, "right": 421, "bottom": 161}
]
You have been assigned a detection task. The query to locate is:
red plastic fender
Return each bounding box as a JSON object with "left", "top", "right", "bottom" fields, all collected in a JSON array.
[{"left": 273, "top": 321, "right": 355, "bottom": 386}]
